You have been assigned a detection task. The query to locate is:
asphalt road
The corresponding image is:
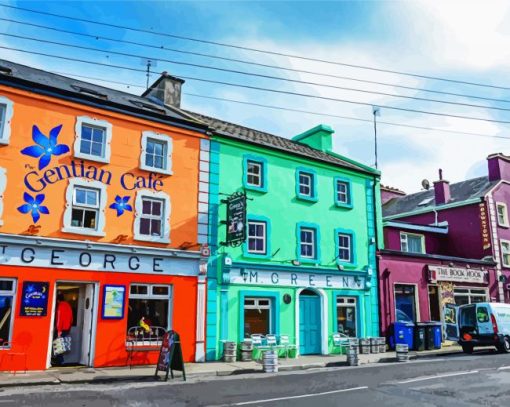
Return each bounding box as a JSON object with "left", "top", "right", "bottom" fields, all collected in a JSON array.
[{"left": 2, "top": 350, "right": 510, "bottom": 406}]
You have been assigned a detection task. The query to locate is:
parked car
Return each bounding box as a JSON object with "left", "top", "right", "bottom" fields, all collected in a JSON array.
[{"left": 444, "top": 302, "right": 510, "bottom": 354}]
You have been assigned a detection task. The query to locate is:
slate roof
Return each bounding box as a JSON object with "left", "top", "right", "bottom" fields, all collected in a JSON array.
[
  {"left": 183, "top": 110, "right": 376, "bottom": 175},
  {"left": 383, "top": 176, "right": 497, "bottom": 218},
  {"left": 0, "top": 59, "right": 206, "bottom": 131}
]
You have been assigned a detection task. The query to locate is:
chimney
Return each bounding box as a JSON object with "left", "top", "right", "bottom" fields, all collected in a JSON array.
[
  {"left": 380, "top": 185, "right": 406, "bottom": 205},
  {"left": 292, "top": 124, "right": 334, "bottom": 152},
  {"left": 487, "top": 153, "right": 510, "bottom": 182},
  {"left": 142, "top": 71, "right": 185, "bottom": 108},
  {"left": 433, "top": 169, "right": 451, "bottom": 205}
]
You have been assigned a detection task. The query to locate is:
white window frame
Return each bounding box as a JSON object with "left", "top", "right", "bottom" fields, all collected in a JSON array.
[
  {"left": 336, "top": 181, "right": 349, "bottom": 204},
  {"left": 501, "top": 240, "right": 510, "bottom": 267},
  {"left": 62, "top": 178, "right": 107, "bottom": 237},
  {"left": 299, "top": 172, "right": 313, "bottom": 197},
  {"left": 134, "top": 189, "right": 171, "bottom": 243},
  {"left": 244, "top": 297, "right": 272, "bottom": 336},
  {"left": 140, "top": 131, "right": 173, "bottom": 175},
  {"left": 300, "top": 227, "right": 316, "bottom": 259},
  {"left": 453, "top": 287, "right": 488, "bottom": 304},
  {"left": 74, "top": 116, "right": 112, "bottom": 163},
  {"left": 0, "top": 96, "right": 14, "bottom": 145},
  {"left": 247, "top": 220, "right": 267, "bottom": 254},
  {"left": 246, "top": 160, "right": 262, "bottom": 187},
  {"left": 0, "top": 167, "right": 6, "bottom": 226},
  {"left": 128, "top": 283, "right": 173, "bottom": 332},
  {"left": 0, "top": 278, "right": 16, "bottom": 348},
  {"left": 400, "top": 232, "right": 425, "bottom": 254},
  {"left": 337, "top": 233, "right": 351, "bottom": 262},
  {"left": 497, "top": 202, "right": 509, "bottom": 227},
  {"left": 336, "top": 296, "right": 357, "bottom": 336}
]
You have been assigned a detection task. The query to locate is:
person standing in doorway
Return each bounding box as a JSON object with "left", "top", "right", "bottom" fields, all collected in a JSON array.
[{"left": 53, "top": 292, "right": 73, "bottom": 366}]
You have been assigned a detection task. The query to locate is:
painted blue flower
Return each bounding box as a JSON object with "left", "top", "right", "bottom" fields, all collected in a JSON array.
[
  {"left": 21, "top": 125, "right": 70, "bottom": 170},
  {"left": 109, "top": 195, "right": 133, "bottom": 217},
  {"left": 17, "top": 192, "right": 49, "bottom": 223}
]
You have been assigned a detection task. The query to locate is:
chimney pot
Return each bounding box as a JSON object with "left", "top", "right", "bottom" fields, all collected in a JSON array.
[
  {"left": 433, "top": 169, "right": 450, "bottom": 205},
  {"left": 488, "top": 153, "right": 510, "bottom": 182},
  {"left": 142, "top": 72, "right": 185, "bottom": 108}
]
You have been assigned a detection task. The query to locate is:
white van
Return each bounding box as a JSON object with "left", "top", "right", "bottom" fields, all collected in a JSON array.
[{"left": 444, "top": 302, "right": 510, "bottom": 354}]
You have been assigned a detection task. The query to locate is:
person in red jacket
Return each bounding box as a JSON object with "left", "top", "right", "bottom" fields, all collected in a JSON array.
[{"left": 53, "top": 292, "right": 73, "bottom": 366}]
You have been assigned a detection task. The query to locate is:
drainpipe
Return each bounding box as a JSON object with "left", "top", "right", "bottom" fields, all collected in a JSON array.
[
  {"left": 373, "top": 177, "right": 381, "bottom": 336},
  {"left": 432, "top": 207, "right": 439, "bottom": 226}
]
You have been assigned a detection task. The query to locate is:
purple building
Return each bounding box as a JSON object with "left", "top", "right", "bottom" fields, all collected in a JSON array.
[{"left": 378, "top": 154, "right": 510, "bottom": 336}]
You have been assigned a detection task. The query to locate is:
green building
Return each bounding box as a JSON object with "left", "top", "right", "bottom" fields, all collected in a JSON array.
[{"left": 197, "top": 115, "right": 382, "bottom": 361}]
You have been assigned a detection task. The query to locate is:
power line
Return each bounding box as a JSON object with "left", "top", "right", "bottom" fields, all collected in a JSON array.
[
  {"left": 3, "top": 17, "right": 510, "bottom": 105},
  {"left": 48, "top": 70, "right": 510, "bottom": 141},
  {"left": 2, "top": 45, "right": 510, "bottom": 125},
  {"left": 3, "top": 31, "right": 510, "bottom": 114},
  {"left": 2, "top": 2, "right": 510, "bottom": 91}
]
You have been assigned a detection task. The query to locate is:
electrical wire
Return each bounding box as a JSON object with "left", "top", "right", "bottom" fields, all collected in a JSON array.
[
  {"left": 2, "top": 16, "right": 510, "bottom": 105},
  {"left": 2, "top": 45, "right": 510, "bottom": 124},
  {"left": 2, "top": 2, "right": 510, "bottom": 91}
]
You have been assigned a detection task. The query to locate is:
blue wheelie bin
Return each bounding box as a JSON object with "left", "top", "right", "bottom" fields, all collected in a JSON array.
[
  {"left": 423, "top": 322, "right": 443, "bottom": 350},
  {"left": 388, "top": 322, "right": 414, "bottom": 350}
]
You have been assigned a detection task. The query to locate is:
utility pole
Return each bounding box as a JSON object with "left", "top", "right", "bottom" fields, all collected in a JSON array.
[{"left": 372, "top": 106, "right": 380, "bottom": 169}]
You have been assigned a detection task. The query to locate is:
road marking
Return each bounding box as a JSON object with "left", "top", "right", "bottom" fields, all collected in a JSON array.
[
  {"left": 498, "top": 366, "right": 510, "bottom": 371},
  {"left": 396, "top": 370, "right": 479, "bottom": 384},
  {"left": 223, "top": 386, "right": 368, "bottom": 405}
]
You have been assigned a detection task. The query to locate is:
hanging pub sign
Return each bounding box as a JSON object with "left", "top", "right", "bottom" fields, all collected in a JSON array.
[
  {"left": 20, "top": 281, "right": 49, "bottom": 316},
  {"left": 154, "top": 330, "right": 186, "bottom": 381},
  {"left": 224, "top": 192, "right": 246, "bottom": 247}
]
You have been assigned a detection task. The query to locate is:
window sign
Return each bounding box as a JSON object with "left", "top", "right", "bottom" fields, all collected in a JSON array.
[
  {"left": 102, "top": 285, "right": 126, "bottom": 319},
  {"left": 20, "top": 281, "right": 49, "bottom": 317},
  {"left": 224, "top": 192, "right": 246, "bottom": 247}
]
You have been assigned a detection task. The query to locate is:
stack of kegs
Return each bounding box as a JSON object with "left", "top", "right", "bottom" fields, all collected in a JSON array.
[
  {"left": 378, "top": 337, "right": 387, "bottom": 353},
  {"left": 240, "top": 340, "right": 253, "bottom": 361},
  {"left": 223, "top": 341, "right": 237, "bottom": 363},
  {"left": 396, "top": 343, "right": 409, "bottom": 362},
  {"left": 370, "top": 337, "right": 379, "bottom": 354},
  {"left": 262, "top": 350, "right": 278, "bottom": 373},
  {"left": 347, "top": 339, "right": 359, "bottom": 366},
  {"left": 359, "top": 338, "right": 371, "bottom": 354}
]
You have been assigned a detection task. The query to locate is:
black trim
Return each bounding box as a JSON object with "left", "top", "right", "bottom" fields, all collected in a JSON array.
[{"left": 379, "top": 249, "right": 496, "bottom": 266}]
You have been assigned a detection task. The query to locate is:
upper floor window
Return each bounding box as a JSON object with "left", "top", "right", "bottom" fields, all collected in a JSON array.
[
  {"left": 337, "top": 233, "right": 352, "bottom": 263},
  {"left": 296, "top": 168, "right": 318, "bottom": 202},
  {"left": 247, "top": 220, "right": 267, "bottom": 255},
  {"left": 243, "top": 155, "right": 267, "bottom": 192},
  {"left": 497, "top": 202, "right": 509, "bottom": 227},
  {"left": 74, "top": 116, "right": 112, "bottom": 163},
  {"left": 134, "top": 190, "right": 171, "bottom": 243},
  {"left": 334, "top": 177, "right": 352, "bottom": 208},
  {"left": 400, "top": 232, "right": 425, "bottom": 254},
  {"left": 0, "top": 96, "right": 14, "bottom": 145},
  {"left": 501, "top": 240, "right": 510, "bottom": 267},
  {"left": 297, "top": 223, "right": 320, "bottom": 263},
  {"left": 62, "top": 178, "right": 107, "bottom": 237},
  {"left": 140, "top": 131, "right": 173, "bottom": 175},
  {"left": 300, "top": 228, "right": 316, "bottom": 258}
]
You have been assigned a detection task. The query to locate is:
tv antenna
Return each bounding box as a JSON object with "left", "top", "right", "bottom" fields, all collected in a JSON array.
[{"left": 141, "top": 58, "right": 158, "bottom": 90}]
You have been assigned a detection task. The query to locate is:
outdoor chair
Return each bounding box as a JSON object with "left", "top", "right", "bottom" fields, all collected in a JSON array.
[
  {"left": 125, "top": 326, "right": 166, "bottom": 368},
  {"left": 250, "top": 334, "right": 270, "bottom": 360},
  {"left": 331, "top": 333, "right": 350, "bottom": 354},
  {"left": 278, "top": 335, "right": 298, "bottom": 358}
]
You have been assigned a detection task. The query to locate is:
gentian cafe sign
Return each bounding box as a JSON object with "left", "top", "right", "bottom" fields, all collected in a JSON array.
[
  {"left": 17, "top": 124, "right": 165, "bottom": 223},
  {"left": 223, "top": 192, "right": 246, "bottom": 247}
]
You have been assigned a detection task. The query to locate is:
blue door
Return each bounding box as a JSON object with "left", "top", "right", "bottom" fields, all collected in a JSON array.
[{"left": 299, "top": 291, "right": 321, "bottom": 355}]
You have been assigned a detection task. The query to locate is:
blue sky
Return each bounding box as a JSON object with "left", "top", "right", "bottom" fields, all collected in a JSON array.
[{"left": 1, "top": 0, "right": 510, "bottom": 192}]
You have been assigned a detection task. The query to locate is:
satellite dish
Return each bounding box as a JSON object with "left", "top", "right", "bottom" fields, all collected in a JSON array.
[{"left": 421, "top": 179, "right": 430, "bottom": 190}]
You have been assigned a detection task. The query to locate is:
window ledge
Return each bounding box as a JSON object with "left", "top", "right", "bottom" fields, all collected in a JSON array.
[
  {"left": 336, "top": 260, "right": 358, "bottom": 269},
  {"left": 298, "top": 258, "right": 320, "bottom": 265},
  {"left": 498, "top": 223, "right": 510, "bottom": 229},
  {"left": 62, "top": 227, "right": 106, "bottom": 237},
  {"left": 245, "top": 184, "right": 267, "bottom": 193},
  {"left": 335, "top": 202, "right": 353, "bottom": 209},
  {"left": 74, "top": 152, "right": 110, "bottom": 164},
  {"left": 296, "top": 195, "right": 318, "bottom": 203},
  {"left": 134, "top": 235, "right": 170, "bottom": 244},
  {"left": 243, "top": 252, "right": 271, "bottom": 259},
  {"left": 139, "top": 164, "right": 173, "bottom": 176},
  {"left": 0, "top": 139, "right": 8, "bottom": 146}
]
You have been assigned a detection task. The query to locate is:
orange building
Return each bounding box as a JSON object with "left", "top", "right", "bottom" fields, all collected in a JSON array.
[{"left": 0, "top": 60, "right": 211, "bottom": 371}]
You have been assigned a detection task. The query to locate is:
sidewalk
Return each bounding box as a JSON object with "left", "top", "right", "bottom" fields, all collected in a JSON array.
[{"left": 0, "top": 346, "right": 463, "bottom": 388}]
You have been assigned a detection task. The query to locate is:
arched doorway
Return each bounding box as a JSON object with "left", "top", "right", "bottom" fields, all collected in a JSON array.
[{"left": 299, "top": 289, "right": 321, "bottom": 355}]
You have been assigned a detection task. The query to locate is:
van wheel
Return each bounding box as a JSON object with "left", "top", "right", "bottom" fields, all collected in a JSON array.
[
  {"left": 462, "top": 345, "right": 473, "bottom": 354},
  {"left": 500, "top": 337, "right": 510, "bottom": 353}
]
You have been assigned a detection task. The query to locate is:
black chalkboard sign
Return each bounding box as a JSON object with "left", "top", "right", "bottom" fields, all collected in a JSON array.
[
  {"left": 225, "top": 192, "right": 246, "bottom": 246},
  {"left": 155, "top": 330, "right": 186, "bottom": 381}
]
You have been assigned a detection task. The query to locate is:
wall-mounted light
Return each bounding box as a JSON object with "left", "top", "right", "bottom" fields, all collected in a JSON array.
[
  {"left": 448, "top": 262, "right": 454, "bottom": 267},
  {"left": 291, "top": 260, "right": 301, "bottom": 266},
  {"left": 337, "top": 264, "right": 344, "bottom": 271}
]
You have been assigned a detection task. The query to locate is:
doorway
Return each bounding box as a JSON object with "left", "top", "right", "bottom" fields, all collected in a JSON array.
[
  {"left": 299, "top": 289, "right": 321, "bottom": 355},
  {"left": 51, "top": 282, "right": 95, "bottom": 367}
]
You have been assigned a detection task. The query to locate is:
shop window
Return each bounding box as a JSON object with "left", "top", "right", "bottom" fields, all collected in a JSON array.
[
  {"left": 334, "top": 177, "right": 352, "bottom": 208},
  {"left": 140, "top": 131, "right": 173, "bottom": 175},
  {"left": 336, "top": 297, "right": 357, "bottom": 337},
  {"left": 0, "top": 279, "right": 16, "bottom": 348},
  {"left": 74, "top": 116, "right": 112, "bottom": 163},
  {"left": 244, "top": 297, "right": 272, "bottom": 338},
  {"left": 127, "top": 284, "right": 172, "bottom": 337},
  {"left": 243, "top": 155, "right": 267, "bottom": 192},
  {"left": 428, "top": 285, "right": 441, "bottom": 321},
  {"left": 0, "top": 96, "right": 14, "bottom": 145},
  {"left": 454, "top": 288, "right": 488, "bottom": 306},
  {"left": 497, "top": 203, "right": 509, "bottom": 227},
  {"left": 134, "top": 190, "right": 171, "bottom": 243},
  {"left": 62, "top": 179, "right": 107, "bottom": 237},
  {"left": 400, "top": 232, "right": 425, "bottom": 254},
  {"left": 395, "top": 284, "right": 417, "bottom": 323},
  {"left": 247, "top": 220, "right": 267, "bottom": 254},
  {"left": 295, "top": 168, "right": 318, "bottom": 202},
  {"left": 501, "top": 240, "right": 510, "bottom": 267}
]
